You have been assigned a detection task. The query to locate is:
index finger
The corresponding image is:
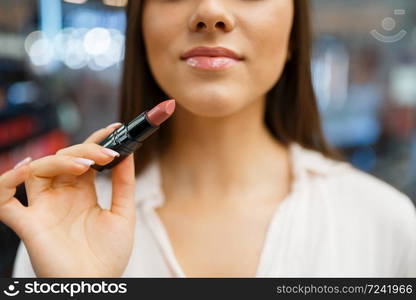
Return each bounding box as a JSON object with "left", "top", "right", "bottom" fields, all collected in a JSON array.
[
  {"left": 84, "top": 123, "right": 122, "bottom": 144},
  {"left": 0, "top": 164, "right": 31, "bottom": 195}
]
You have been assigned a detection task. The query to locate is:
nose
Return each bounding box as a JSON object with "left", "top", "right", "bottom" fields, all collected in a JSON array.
[{"left": 188, "top": 0, "right": 235, "bottom": 33}]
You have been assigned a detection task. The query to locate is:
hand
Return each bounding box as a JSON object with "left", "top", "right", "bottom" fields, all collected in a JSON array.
[{"left": 0, "top": 124, "right": 136, "bottom": 277}]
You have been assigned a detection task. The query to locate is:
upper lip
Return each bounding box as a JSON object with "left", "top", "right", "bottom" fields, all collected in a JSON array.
[{"left": 181, "top": 46, "right": 243, "bottom": 60}]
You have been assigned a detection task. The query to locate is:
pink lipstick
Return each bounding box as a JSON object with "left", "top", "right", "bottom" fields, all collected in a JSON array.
[
  {"left": 92, "top": 99, "right": 176, "bottom": 171},
  {"left": 147, "top": 99, "right": 176, "bottom": 126},
  {"left": 181, "top": 46, "right": 243, "bottom": 71},
  {"left": 184, "top": 56, "right": 240, "bottom": 70}
]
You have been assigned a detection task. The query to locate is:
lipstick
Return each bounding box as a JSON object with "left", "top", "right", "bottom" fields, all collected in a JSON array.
[
  {"left": 91, "top": 99, "right": 175, "bottom": 172},
  {"left": 185, "top": 56, "right": 240, "bottom": 70}
]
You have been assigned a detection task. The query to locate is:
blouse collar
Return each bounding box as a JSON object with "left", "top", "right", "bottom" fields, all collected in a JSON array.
[{"left": 134, "top": 142, "right": 344, "bottom": 207}]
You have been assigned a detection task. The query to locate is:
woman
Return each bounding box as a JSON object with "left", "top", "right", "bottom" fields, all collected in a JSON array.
[{"left": 3, "top": 0, "right": 416, "bottom": 277}]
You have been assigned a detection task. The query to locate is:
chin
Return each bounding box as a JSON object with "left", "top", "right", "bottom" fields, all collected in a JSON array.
[{"left": 178, "top": 94, "right": 247, "bottom": 118}]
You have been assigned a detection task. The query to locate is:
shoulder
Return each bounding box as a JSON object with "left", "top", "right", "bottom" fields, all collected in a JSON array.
[
  {"left": 293, "top": 143, "right": 416, "bottom": 231},
  {"left": 326, "top": 156, "right": 414, "bottom": 227}
]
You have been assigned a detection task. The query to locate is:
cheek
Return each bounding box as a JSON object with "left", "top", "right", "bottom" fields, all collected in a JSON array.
[
  {"left": 142, "top": 7, "right": 179, "bottom": 77},
  {"left": 246, "top": 2, "right": 294, "bottom": 92}
]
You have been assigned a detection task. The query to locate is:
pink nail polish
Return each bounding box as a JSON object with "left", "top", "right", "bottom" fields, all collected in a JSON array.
[
  {"left": 13, "top": 157, "right": 32, "bottom": 169},
  {"left": 101, "top": 148, "right": 120, "bottom": 157},
  {"left": 106, "top": 122, "right": 122, "bottom": 129},
  {"left": 73, "top": 157, "right": 95, "bottom": 166}
]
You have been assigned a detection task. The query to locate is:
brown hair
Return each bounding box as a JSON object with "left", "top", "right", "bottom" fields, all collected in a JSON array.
[{"left": 119, "top": 0, "right": 345, "bottom": 175}]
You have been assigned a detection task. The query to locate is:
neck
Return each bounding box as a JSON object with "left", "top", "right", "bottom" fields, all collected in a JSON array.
[{"left": 159, "top": 97, "right": 292, "bottom": 202}]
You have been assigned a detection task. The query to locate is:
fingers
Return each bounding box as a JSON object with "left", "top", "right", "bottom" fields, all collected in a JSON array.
[
  {"left": 110, "top": 153, "right": 136, "bottom": 223},
  {"left": 56, "top": 143, "right": 120, "bottom": 165},
  {"left": 30, "top": 155, "right": 96, "bottom": 178},
  {"left": 71, "top": 123, "right": 123, "bottom": 187},
  {"left": 0, "top": 161, "right": 31, "bottom": 233},
  {"left": 84, "top": 123, "right": 136, "bottom": 220},
  {"left": 54, "top": 143, "right": 120, "bottom": 188},
  {"left": 25, "top": 155, "right": 96, "bottom": 198},
  {"left": 0, "top": 158, "right": 31, "bottom": 195},
  {"left": 24, "top": 123, "right": 123, "bottom": 202},
  {"left": 25, "top": 146, "right": 119, "bottom": 200},
  {"left": 84, "top": 123, "right": 122, "bottom": 144}
]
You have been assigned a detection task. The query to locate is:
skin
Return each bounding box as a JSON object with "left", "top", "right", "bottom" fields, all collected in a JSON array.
[
  {"left": 0, "top": 0, "right": 294, "bottom": 277},
  {"left": 142, "top": 0, "right": 294, "bottom": 276},
  {"left": 0, "top": 124, "right": 137, "bottom": 277}
]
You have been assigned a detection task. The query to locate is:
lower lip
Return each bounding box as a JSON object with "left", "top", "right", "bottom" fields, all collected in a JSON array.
[{"left": 184, "top": 56, "right": 240, "bottom": 70}]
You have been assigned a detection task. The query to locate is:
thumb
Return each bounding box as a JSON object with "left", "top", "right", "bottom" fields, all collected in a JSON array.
[
  {"left": 0, "top": 165, "right": 30, "bottom": 235},
  {"left": 78, "top": 123, "right": 124, "bottom": 186},
  {"left": 110, "top": 153, "right": 136, "bottom": 222}
]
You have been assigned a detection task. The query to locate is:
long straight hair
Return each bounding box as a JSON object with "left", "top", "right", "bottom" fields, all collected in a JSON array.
[{"left": 119, "top": 0, "right": 344, "bottom": 175}]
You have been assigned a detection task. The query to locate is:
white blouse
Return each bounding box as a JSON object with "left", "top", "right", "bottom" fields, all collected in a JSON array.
[{"left": 13, "top": 142, "right": 416, "bottom": 277}]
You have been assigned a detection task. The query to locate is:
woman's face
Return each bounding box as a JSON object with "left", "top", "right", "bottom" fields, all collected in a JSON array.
[{"left": 142, "top": 0, "right": 294, "bottom": 117}]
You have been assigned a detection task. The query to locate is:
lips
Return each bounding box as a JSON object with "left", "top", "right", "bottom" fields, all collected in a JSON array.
[
  {"left": 185, "top": 57, "right": 239, "bottom": 70},
  {"left": 181, "top": 46, "right": 243, "bottom": 60},
  {"left": 181, "top": 46, "right": 243, "bottom": 71}
]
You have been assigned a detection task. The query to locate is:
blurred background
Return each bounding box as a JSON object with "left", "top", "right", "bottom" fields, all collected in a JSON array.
[{"left": 0, "top": 0, "right": 415, "bottom": 277}]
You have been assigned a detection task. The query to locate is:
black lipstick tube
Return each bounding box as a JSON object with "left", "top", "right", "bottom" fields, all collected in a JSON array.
[{"left": 91, "top": 111, "right": 157, "bottom": 172}]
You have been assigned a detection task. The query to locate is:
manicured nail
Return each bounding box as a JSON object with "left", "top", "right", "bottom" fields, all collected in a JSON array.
[
  {"left": 73, "top": 157, "right": 95, "bottom": 166},
  {"left": 101, "top": 148, "right": 120, "bottom": 157},
  {"left": 13, "top": 157, "right": 32, "bottom": 169},
  {"left": 106, "top": 122, "right": 122, "bottom": 129}
]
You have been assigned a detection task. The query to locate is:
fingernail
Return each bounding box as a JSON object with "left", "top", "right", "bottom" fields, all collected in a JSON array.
[
  {"left": 101, "top": 148, "right": 120, "bottom": 157},
  {"left": 73, "top": 157, "right": 95, "bottom": 166},
  {"left": 13, "top": 157, "right": 32, "bottom": 169},
  {"left": 106, "top": 122, "right": 122, "bottom": 129}
]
